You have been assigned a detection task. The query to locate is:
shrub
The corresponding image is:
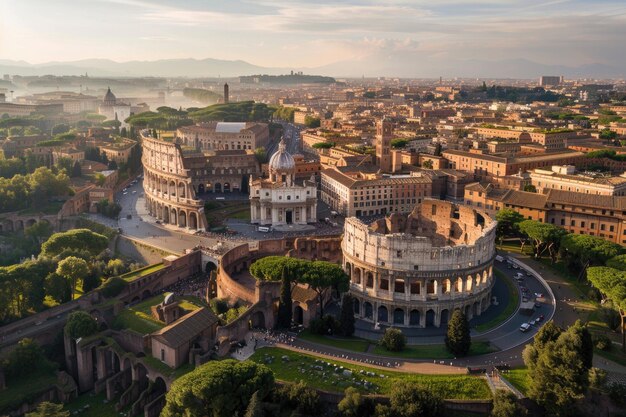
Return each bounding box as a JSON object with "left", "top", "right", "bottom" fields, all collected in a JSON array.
[
  {"left": 594, "top": 334, "right": 613, "bottom": 351},
  {"left": 209, "top": 298, "right": 229, "bottom": 315},
  {"left": 309, "top": 315, "right": 340, "bottom": 335},
  {"left": 589, "top": 367, "right": 607, "bottom": 389},
  {"left": 100, "top": 277, "right": 127, "bottom": 298},
  {"left": 64, "top": 311, "right": 98, "bottom": 339},
  {"left": 380, "top": 328, "right": 406, "bottom": 352}
]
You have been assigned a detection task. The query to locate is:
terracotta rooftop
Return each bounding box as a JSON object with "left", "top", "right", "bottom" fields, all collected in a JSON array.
[{"left": 151, "top": 307, "right": 218, "bottom": 348}]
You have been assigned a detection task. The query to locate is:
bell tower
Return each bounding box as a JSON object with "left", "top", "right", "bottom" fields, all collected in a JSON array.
[{"left": 375, "top": 118, "right": 393, "bottom": 173}]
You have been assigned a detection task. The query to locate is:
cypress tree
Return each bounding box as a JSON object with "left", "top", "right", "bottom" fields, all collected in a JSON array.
[
  {"left": 339, "top": 292, "right": 356, "bottom": 336},
  {"left": 276, "top": 266, "right": 292, "bottom": 329},
  {"left": 445, "top": 309, "right": 471, "bottom": 356},
  {"left": 244, "top": 391, "right": 265, "bottom": 417}
]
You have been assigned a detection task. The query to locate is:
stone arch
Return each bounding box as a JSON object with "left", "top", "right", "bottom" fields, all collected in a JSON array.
[
  {"left": 178, "top": 210, "right": 187, "bottom": 228},
  {"left": 425, "top": 309, "right": 435, "bottom": 327},
  {"left": 112, "top": 351, "right": 121, "bottom": 373},
  {"left": 354, "top": 267, "right": 362, "bottom": 284},
  {"left": 122, "top": 357, "right": 132, "bottom": 371},
  {"left": 153, "top": 377, "right": 167, "bottom": 396},
  {"left": 178, "top": 182, "right": 186, "bottom": 198},
  {"left": 364, "top": 301, "right": 373, "bottom": 319},
  {"left": 169, "top": 180, "right": 176, "bottom": 196},
  {"left": 345, "top": 262, "right": 352, "bottom": 278},
  {"left": 442, "top": 279, "right": 451, "bottom": 294},
  {"left": 466, "top": 275, "right": 473, "bottom": 292},
  {"left": 170, "top": 208, "right": 177, "bottom": 225},
  {"left": 353, "top": 298, "right": 360, "bottom": 315},
  {"left": 378, "top": 305, "right": 388, "bottom": 323},
  {"left": 198, "top": 183, "right": 205, "bottom": 194},
  {"left": 473, "top": 301, "right": 481, "bottom": 316},
  {"left": 214, "top": 182, "right": 222, "bottom": 193},
  {"left": 393, "top": 308, "right": 405, "bottom": 325},
  {"left": 163, "top": 207, "right": 170, "bottom": 224},
  {"left": 440, "top": 309, "right": 450, "bottom": 326},
  {"left": 131, "top": 296, "right": 140, "bottom": 304},
  {"left": 223, "top": 182, "right": 231, "bottom": 192},
  {"left": 482, "top": 270, "right": 488, "bottom": 284},
  {"left": 409, "top": 309, "right": 420, "bottom": 326},
  {"left": 456, "top": 277, "right": 463, "bottom": 293},
  {"left": 25, "top": 219, "right": 36, "bottom": 228},
  {"left": 189, "top": 212, "right": 198, "bottom": 230},
  {"left": 141, "top": 289, "right": 152, "bottom": 300},
  {"left": 205, "top": 261, "right": 217, "bottom": 274},
  {"left": 475, "top": 273, "right": 481, "bottom": 289},
  {"left": 294, "top": 305, "right": 304, "bottom": 325},
  {"left": 15, "top": 220, "right": 23, "bottom": 231},
  {"left": 251, "top": 311, "right": 266, "bottom": 329},
  {"left": 427, "top": 279, "right": 437, "bottom": 294},
  {"left": 464, "top": 305, "right": 471, "bottom": 318},
  {"left": 365, "top": 271, "right": 374, "bottom": 288}
]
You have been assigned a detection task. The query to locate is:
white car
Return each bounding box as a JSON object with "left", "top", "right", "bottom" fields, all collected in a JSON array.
[{"left": 519, "top": 323, "right": 531, "bottom": 332}]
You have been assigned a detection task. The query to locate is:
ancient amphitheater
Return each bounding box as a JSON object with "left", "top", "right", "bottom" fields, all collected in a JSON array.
[
  {"left": 343, "top": 200, "right": 497, "bottom": 328},
  {"left": 141, "top": 131, "right": 207, "bottom": 231}
]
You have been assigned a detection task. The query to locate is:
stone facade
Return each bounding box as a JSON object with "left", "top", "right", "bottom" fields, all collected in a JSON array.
[
  {"left": 343, "top": 200, "right": 496, "bottom": 328},
  {"left": 176, "top": 122, "right": 269, "bottom": 151},
  {"left": 141, "top": 131, "right": 208, "bottom": 230}
]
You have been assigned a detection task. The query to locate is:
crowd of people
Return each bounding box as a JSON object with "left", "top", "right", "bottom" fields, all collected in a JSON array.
[{"left": 162, "top": 273, "right": 209, "bottom": 299}]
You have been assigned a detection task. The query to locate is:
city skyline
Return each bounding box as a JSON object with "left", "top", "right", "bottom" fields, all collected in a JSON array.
[{"left": 1, "top": 0, "right": 625, "bottom": 77}]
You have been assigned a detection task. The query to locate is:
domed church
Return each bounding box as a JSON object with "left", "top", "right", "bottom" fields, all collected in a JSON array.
[{"left": 249, "top": 139, "right": 317, "bottom": 227}]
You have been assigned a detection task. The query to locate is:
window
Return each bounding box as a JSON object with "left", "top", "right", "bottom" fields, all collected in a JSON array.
[
  {"left": 396, "top": 250, "right": 402, "bottom": 258},
  {"left": 160, "top": 349, "right": 165, "bottom": 361},
  {"left": 410, "top": 282, "right": 420, "bottom": 294},
  {"left": 380, "top": 279, "right": 389, "bottom": 291}
]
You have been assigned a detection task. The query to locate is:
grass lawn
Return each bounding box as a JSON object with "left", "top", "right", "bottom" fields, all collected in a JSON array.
[
  {"left": 501, "top": 367, "right": 530, "bottom": 396},
  {"left": 475, "top": 270, "right": 519, "bottom": 333},
  {"left": 372, "top": 341, "right": 498, "bottom": 359},
  {"left": 229, "top": 209, "right": 251, "bottom": 220},
  {"left": 120, "top": 263, "right": 165, "bottom": 282},
  {"left": 248, "top": 347, "right": 491, "bottom": 399},
  {"left": 64, "top": 392, "right": 128, "bottom": 417},
  {"left": 0, "top": 370, "right": 57, "bottom": 413},
  {"left": 298, "top": 330, "right": 370, "bottom": 352}
]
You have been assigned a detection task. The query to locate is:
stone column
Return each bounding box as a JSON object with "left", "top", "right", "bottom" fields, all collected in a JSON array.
[
  {"left": 419, "top": 309, "right": 426, "bottom": 328},
  {"left": 96, "top": 349, "right": 108, "bottom": 381}
]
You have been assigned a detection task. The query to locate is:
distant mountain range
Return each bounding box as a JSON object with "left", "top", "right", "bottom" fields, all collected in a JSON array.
[{"left": 0, "top": 57, "right": 622, "bottom": 79}]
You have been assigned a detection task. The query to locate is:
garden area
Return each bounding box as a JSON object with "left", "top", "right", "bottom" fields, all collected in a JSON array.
[
  {"left": 112, "top": 292, "right": 206, "bottom": 334},
  {"left": 204, "top": 200, "right": 251, "bottom": 230},
  {"left": 248, "top": 347, "right": 491, "bottom": 399}
]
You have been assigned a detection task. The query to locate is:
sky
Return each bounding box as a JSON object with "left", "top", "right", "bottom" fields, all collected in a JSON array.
[{"left": 0, "top": 0, "right": 625, "bottom": 75}]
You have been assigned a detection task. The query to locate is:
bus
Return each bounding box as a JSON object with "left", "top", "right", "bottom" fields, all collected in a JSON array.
[{"left": 258, "top": 226, "right": 272, "bottom": 233}]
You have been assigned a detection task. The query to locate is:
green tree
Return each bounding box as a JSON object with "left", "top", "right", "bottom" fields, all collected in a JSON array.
[
  {"left": 380, "top": 328, "right": 406, "bottom": 352},
  {"left": 64, "top": 311, "right": 98, "bottom": 339},
  {"left": 25, "top": 402, "right": 69, "bottom": 417},
  {"left": 3, "top": 338, "right": 52, "bottom": 378},
  {"left": 495, "top": 208, "right": 524, "bottom": 244},
  {"left": 375, "top": 381, "right": 444, "bottom": 417},
  {"left": 339, "top": 293, "right": 356, "bottom": 337},
  {"left": 338, "top": 387, "right": 375, "bottom": 417},
  {"left": 41, "top": 229, "right": 109, "bottom": 258},
  {"left": 161, "top": 359, "right": 274, "bottom": 417},
  {"left": 523, "top": 184, "right": 537, "bottom": 193},
  {"left": 522, "top": 320, "right": 562, "bottom": 372},
  {"left": 254, "top": 147, "right": 268, "bottom": 164},
  {"left": 56, "top": 256, "right": 89, "bottom": 299},
  {"left": 304, "top": 115, "right": 321, "bottom": 128},
  {"left": 391, "top": 138, "right": 408, "bottom": 148},
  {"left": 45, "top": 272, "right": 72, "bottom": 303},
  {"left": 422, "top": 159, "right": 434, "bottom": 169},
  {"left": 526, "top": 322, "right": 592, "bottom": 416},
  {"left": 274, "top": 380, "right": 320, "bottom": 416},
  {"left": 518, "top": 220, "right": 567, "bottom": 261},
  {"left": 445, "top": 309, "right": 471, "bottom": 356},
  {"left": 587, "top": 266, "right": 626, "bottom": 351},
  {"left": 490, "top": 390, "right": 526, "bottom": 417},
  {"left": 301, "top": 260, "right": 349, "bottom": 317},
  {"left": 25, "top": 220, "right": 54, "bottom": 246},
  {"left": 276, "top": 267, "right": 292, "bottom": 329},
  {"left": 100, "top": 276, "right": 127, "bottom": 298},
  {"left": 560, "top": 234, "right": 622, "bottom": 276}
]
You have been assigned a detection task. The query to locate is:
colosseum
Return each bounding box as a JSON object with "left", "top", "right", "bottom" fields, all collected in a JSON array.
[
  {"left": 141, "top": 131, "right": 208, "bottom": 231},
  {"left": 343, "top": 199, "right": 496, "bottom": 328}
]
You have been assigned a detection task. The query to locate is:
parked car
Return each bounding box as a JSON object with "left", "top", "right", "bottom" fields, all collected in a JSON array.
[
  {"left": 520, "top": 323, "right": 531, "bottom": 332},
  {"left": 534, "top": 293, "right": 544, "bottom": 298}
]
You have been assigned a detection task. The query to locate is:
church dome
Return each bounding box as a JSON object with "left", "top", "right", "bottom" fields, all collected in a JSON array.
[
  {"left": 103, "top": 87, "right": 116, "bottom": 105},
  {"left": 269, "top": 139, "right": 295, "bottom": 172}
]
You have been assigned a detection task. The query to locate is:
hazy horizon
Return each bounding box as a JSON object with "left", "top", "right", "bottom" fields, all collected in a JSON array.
[{"left": 1, "top": 0, "right": 625, "bottom": 78}]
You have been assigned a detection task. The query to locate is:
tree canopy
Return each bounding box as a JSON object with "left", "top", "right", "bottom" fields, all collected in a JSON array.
[
  {"left": 587, "top": 266, "right": 626, "bottom": 350},
  {"left": 445, "top": 309, "right": 471, "bottom": 356},
  {"left": 41, "top": 229, "right": 109, "bottom": 259},
  {"left": 518, "top": 220, "right": 566, "bottom": 261},
  {"left": 560, "top": 234, "right": 623, "bottom": 273},
  {"left": 64, "top": 311, "right": 98, "bottom": 340},
  {"left": 161, "top": 359, "right": 274, "bottom": 417},
  {"left": 495, "top": 209, "right": 524, "bottom": 243}
]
